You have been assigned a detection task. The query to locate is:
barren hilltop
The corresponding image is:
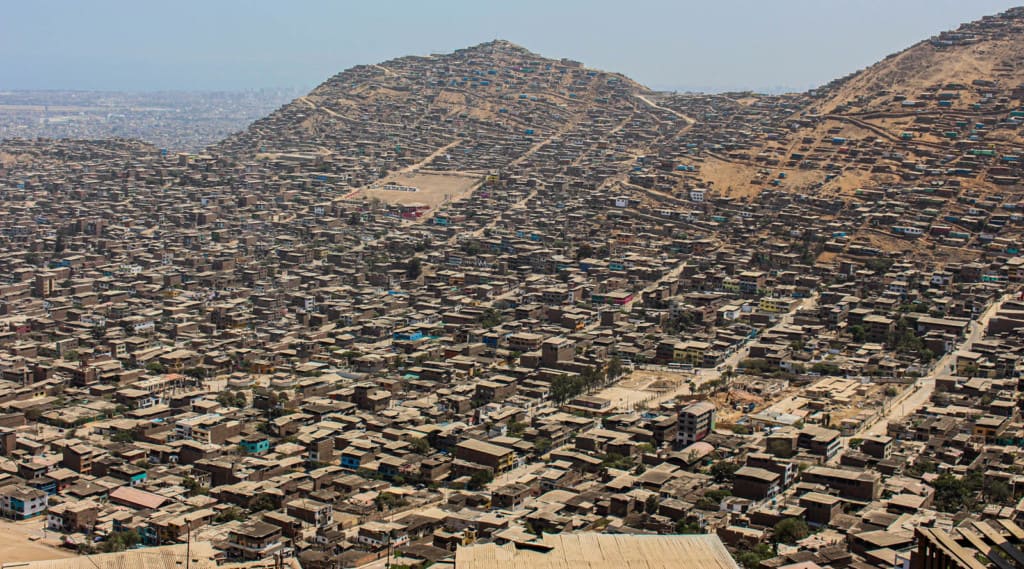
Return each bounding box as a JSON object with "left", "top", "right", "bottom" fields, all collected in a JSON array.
[
  {"left": 812, "top": 6, "right": 1024, "bottom": 114},
  {"left": 211, "top": 8, "right": 1024, "bottom": 207},
  {"left": 216, "top": 39, "right": 651, "bottom": 163}
]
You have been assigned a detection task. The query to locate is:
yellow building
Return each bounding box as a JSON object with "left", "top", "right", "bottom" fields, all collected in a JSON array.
[
  {"left": 759, "top": 297, "right": 797, "bottom": 313},
  {"left": 673, "top": 341, "right": 711, "bottom": 367}
]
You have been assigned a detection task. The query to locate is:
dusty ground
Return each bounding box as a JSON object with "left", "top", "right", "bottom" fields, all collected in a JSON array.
[
  {"left": 696, "top": 156, "right": 848, "bottom": 199},
  {"left": 596, "top": 368, "right": 694, "bottom": 411},
  {"left": 857, "top": 229, "right": 980, "bottom": 264},
  {"left": 810, "top": 37, "right": 1024, "bottom": 114},
  {"left": 711, "top": 387, "right": 768, "bottom": 423},
  {"left": 0, "top": 517, "right": 75, "bottom": 562},
  {"left": 355, "top": 172, "right": 481, "bottom": 209}
]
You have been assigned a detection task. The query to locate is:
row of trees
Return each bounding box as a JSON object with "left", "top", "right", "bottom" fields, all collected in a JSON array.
[{"left": 549, "top": 357, "right": 624, "bottom": 404}]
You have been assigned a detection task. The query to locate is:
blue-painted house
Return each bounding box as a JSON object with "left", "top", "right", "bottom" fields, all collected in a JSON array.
[
  {"left": 240, "top": 434, "right": 271, "bottom": 455},
  {"left": 393, "top": 329, "right": 425, "bottom": 342},
  {"left": 0, "top": 485, "right": 48, "bottom": 519}
]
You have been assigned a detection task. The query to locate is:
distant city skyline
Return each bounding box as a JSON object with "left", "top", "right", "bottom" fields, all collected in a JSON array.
[{"left": 2, "top": 0, "right": 1021, "bottom": 94}]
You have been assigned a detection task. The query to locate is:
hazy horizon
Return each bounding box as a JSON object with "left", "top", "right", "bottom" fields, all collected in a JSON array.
[{"left": 2, "top": 0, "right": 1022, "bottom": 94}]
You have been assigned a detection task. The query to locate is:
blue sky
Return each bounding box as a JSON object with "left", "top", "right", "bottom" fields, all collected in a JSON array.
[{"left": 1, "top": 0, "right": 1021, "bottom": 93}]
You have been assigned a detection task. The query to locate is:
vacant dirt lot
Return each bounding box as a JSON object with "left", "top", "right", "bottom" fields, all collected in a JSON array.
[
  {"left": 596, "top": 368, "right": 694, "bottom": 411},
  {"left": 696, "top": 156, "right": 844, "bottom": 199},
  {"left": 0, "top": 517, "right": 75, "bottom": 562},
  {"left": 353, "top": 172, "right": 481, "bottom": 209}
]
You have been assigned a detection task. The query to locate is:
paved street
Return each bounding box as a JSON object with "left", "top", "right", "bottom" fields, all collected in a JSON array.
[{"left": 857, "top": 294, "right": 1008, "bottom": 439}]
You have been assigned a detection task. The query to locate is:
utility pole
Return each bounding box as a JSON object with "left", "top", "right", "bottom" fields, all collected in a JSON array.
[
  {"left": 185, "top": 516, "right": 191, "bottom": 569},
  {"left": 385, "top": 530, "right": 392, "bottom": 569}
]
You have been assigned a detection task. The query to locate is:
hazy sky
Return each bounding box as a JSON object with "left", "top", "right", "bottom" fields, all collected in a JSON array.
[{"left": 2, "top": 0, "right": 1021, "bottom": 93}]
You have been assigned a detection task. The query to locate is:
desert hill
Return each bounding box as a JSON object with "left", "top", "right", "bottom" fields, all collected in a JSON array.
[
  {"left": 812, "top": 7, "right": 1024, "bottom": 115},
  {"left": 642, "top": 7, "right": 1024, "bottom": 203},
  {"left": 211, "top": 7, "right": 1024, "bottom": 208},
  {"left": 191, "top": 9, "right": 1024, "bottom": 261},
  {"left": 209, "top": 39, "right": 695, "bottom": 212},
  {"left": 215, "top": 40, "right": 657, "bottom": 171},
  {"left": 6, "top": 9, "right": 1024, "bottom": 270}
]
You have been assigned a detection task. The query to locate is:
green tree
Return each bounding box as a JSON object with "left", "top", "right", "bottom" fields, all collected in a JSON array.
[
  {"left": 100, "top": 530, "right": 140, "bottom": 553},
  {"left": 729, "top": 423, "right": 752, "bottom": 435},
  {"left": 675, "top": 519, "right": 703, "bottom": 534},
  {"left": 549, "top": 374, "right": 586, "bottom": 404},
  {"left": 184, "top": 367, "right": 206, "bottom": 380},
  {"left": 507, "top": 421, "right": 527, "bottom": 437},
  {"left": 933, "top": 471, "right": 983, "bottom": 513},
  {"left": 54, "top": 231, "right": 67, "bottom": 254},
  {"left": 145, "top": 361, "right": 167, "bottom": 374},
  {"left": 811, "top": 362, "right": 841, "bottom": 375},
  {"left": 250, "top": 494, "right": 277, "bottom": 512},
  {"left": 906, "top": 457, "right": 937, "bottom": 476},
  {"left": 735, "top": 543, "right": 775, "bottom": 569},
  {"left": 988, "top": 480, "right": 1013, "bottom": 504},
  {"left": 644, "top": 494, "right": 660, "bottom": 514},
  {"left": 740, "top": 358, "right": 773, "bottom": 373},
  {"left": 601, "top": 452, "right": 635, "bottom": 471},
  {"left": 849, "top": 325, "right": 866, "bottom": 343},
  {"left": 504, "top": 351, "right": 521, "bottom": 368},
  {"left": 533, "top": 437, "right": 552, "bottom": 455},
  {"left": 409, "top": 437, "right": 431, "bottom": 455},
  {"left": 581, "top": 366, "right": 604, "bottom": 390},
  {"left": 183, "top": 476, "right": 207, "bottom": 496},
  {"left": 467, "top": 470, "right": 494, "bottom": 490},
  {"left": 865, "top": 257, "right": 894, "bottom": 272},
  {"left": 606, "top": 356, "right": 624, "bottom": 381},
  {"left": 694, "top": 488, "right": 733, "bottom": 510},
  {"left": 405, "top": 257, "right": 422, "bottom": 279},
  {"left": 375, "top": 492, "right": 408, "bottom": 511},
  {"left": 217, "top": 391, "right": 241, "bottom": 408},
  {"left": 773, "top": 518, "right": 810, "bottom": 544},
  {"left": 214, "top": 507, "right": 246, "bottom": 524},
  {"left": 479, "top": 308, "right": 503, "bottom": 329},
  {"left": 710, "top": 461, "right": 740, "bottom": 483}
]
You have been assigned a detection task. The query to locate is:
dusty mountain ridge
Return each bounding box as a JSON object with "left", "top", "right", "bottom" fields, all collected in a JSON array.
[
  {"left": 211, "top": 9, "right": 1024, "bottom": 202},
  {"left": 6, "top": 9, "right": 1024, "bottom": 263}
]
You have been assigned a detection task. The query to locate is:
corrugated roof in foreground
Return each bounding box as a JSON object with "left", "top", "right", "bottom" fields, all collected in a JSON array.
[
  {"left": 455, "top": 533, "right": 740, "bottom": 569},
  {"left": 1, "top": 541, "right": 217, "bottom": 569}
]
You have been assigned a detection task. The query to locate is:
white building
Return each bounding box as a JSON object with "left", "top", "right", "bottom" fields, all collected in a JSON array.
[{"left": 0, "top": 485, "right": 48, "bottom": 520}]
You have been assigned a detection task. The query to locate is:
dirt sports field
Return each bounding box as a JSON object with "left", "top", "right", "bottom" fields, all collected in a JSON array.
[
  {"left": 353, "top": 172, "right": 481, "bottom": 209},
  {"left": 595, "top": 368, "right": 693, "bottom": 411},
  {"left": 0, "top": 517, "right": 75, "bottom": 563}
]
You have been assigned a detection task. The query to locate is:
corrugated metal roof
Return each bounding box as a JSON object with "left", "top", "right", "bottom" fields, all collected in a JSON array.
[
  {"left": 455, "top": 533, "right": 739, "bottom": 569},
  {"left": 1, "top": 542, "right": 217, "bottom": 569}
]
